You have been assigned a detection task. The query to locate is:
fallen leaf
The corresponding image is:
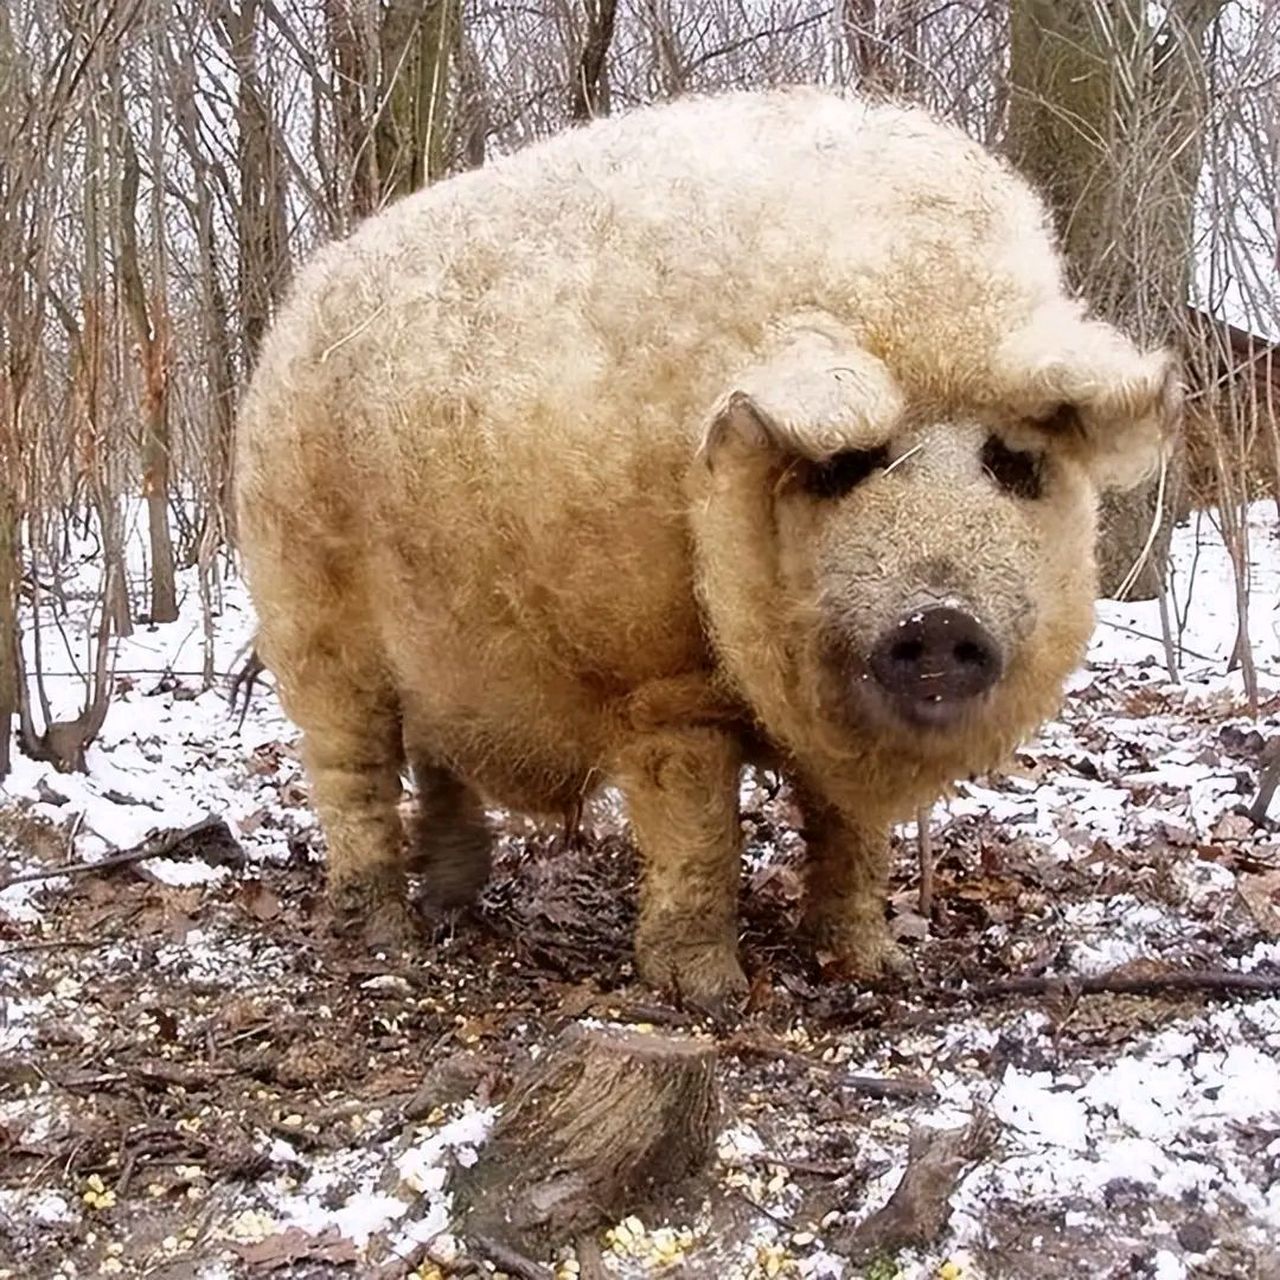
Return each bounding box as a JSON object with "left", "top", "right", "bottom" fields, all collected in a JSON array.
[
  {"left": 248, "top": 743, "right": 284, "bottom": 776},
  {"left": 553, "top": 982, "right": 598, "bottom": 1019},
  {"left": 1238, "top": 871, "right": 1280, "bottom": 936},
  {"left": 35, "top": 778, "right": 69, "bottom": 806},
  {"left": 240, "top": 880, "right": 282, "bottom": 922},
  {"left": 1159, "top": 821, "right": 1197, "bottom": 847},
  {"left": 1212, "top": 813, "right": 1255, "bottom": 843},
  {"left": 231, "top": 1226, "right": 358, "bottom": 1270},
  {"left": 237, "top": 808, "right": 269, "bottom": 834},
  {"left": 280, "top": 781, "right": 309, "bottom": 807}
]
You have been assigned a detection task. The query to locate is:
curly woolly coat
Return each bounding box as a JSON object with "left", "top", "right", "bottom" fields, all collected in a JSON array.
[{"left": 235, "top": 87, "right": 1176, "bottom": 1006}]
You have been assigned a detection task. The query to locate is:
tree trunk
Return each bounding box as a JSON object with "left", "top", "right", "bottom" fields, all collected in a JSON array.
[
  {"left": 118, "top": 114, "right": 178, "bottom": 624},
  {"left": 455, "top": 1024, "right": 719, "bottom": 1255},
  {"left": 570, "top": 0, "right": 617, "bottom": 122},
  {"left": 0, "top": 484, "right": 17, "bottom": 780},
  {"left": 80, "top": 77, "right": 132, "bottom": 638},
  {"left": 1007, "top": 0, "right": 1225, "bottom": 599},
  {"left": 375, "top": 0, "right": 459, "bottom": 199},
  {"left": 222, "top": 0, "right": 292, "bottom": 367},
  {"left": 454, "top": 26, "right": 488, "bottom": 171}
]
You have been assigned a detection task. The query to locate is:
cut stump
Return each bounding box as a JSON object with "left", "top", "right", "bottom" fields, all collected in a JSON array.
[
  {"left": 832, "top": 1110, "right": 997, "bottom": 1259},
  {"left": 454, "top": 1023, "right": 719, "bottom": 1254}
]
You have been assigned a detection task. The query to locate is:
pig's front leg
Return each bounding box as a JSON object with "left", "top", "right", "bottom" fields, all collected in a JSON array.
[
  {"left": 616, "top": 727, "right": 747, "bottom": 1011},
  {"left": 797, "top": 789, "right": 912, "bottom": 979}
]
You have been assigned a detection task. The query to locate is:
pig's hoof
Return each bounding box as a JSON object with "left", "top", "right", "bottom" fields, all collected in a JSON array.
[
  {"left": 412, "top": 847, "right": 493, "bottom": 911},
  {"left": 406, "top": 820, "right": 494, "bottom": 909},
  {"left": 808, "top": 916, "right": 915, "bottom": 982},
  {"left": 330, "top": 878, "right": 418, "bottom": 953},
  {"left": 635, "top": 937, "right": 749, "bottom": 1017}
]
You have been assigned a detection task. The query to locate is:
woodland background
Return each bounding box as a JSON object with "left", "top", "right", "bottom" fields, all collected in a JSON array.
[
  {"left": 2, "top": 7, "right": 1280, "bottom": 1277},
  {"left": 0, "top": 0, "right": 1277, "bottom": 776}
]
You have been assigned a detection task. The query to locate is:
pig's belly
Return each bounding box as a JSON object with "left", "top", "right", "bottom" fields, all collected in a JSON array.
[{"left": 391, "top": 637, "right": 614, "bottom": 817}]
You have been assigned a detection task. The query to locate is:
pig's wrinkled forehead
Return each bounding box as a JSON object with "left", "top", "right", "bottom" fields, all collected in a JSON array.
[{"left": 862, "top": 299, "right": 1178, "bottom": 487}]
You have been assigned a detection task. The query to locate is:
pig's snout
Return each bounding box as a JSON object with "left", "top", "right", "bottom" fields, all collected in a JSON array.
[{"left": 869, "top": 606, "right": 1003, "bottom": 727}]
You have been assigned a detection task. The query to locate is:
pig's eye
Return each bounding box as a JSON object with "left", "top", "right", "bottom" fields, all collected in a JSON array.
[
  {"left": 982, "top": 436, "right": 1043, "bottom": 500},
  {"left": 799, "top": 446, "right": 890, "bottom": 499}
]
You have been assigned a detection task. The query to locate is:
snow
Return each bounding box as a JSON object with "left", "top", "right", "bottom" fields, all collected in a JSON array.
[{"left": 3, "top": 502, "right": 1280, "bottom": 1275}]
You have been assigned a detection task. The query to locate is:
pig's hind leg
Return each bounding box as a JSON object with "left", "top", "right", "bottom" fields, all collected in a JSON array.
[
  {"left": 403, "top": 756, "right": 495, "bottom": 910},
  {"left": 265, "top": 629, "right": 416, "bottom": 949}
]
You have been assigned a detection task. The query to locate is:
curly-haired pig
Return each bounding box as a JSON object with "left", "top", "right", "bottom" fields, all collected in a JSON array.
[{"left": 234, "top": 87, "right": 1177, "bottom": 1008}]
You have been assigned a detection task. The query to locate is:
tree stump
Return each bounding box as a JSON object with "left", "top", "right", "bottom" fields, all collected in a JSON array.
[{"left": 454, "top": 1023, "right": 719, "bottom": 1255}]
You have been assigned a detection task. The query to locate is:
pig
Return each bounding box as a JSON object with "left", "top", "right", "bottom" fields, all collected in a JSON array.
[{"left": 234, "top": 87, "right": 1177, "bottom": 1010}]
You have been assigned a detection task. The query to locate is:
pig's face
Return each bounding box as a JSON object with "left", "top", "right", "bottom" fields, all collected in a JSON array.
[
  {"left": 792, "top": 413, "right": 1099, "bottom": 758},
  {"left": 693, "top": 307, "right": 1178, "bottom": 797}
]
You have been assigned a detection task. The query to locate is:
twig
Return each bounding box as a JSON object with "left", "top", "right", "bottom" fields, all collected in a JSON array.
[
  {"left": 1096, "top": 617, "right": 1280, "bottom": 680},
  {"left": 0, "top": 816, "right": 232, "bottom": 891},
  {"left": 721, "top": 1032, "right": 935, "bottom": 1098},
  {"left": 228, "top": 646, "right": 267, "bottom": 731},
  {"left": 746, "top": 1152, "right": 855, "bottom": 1178},
  {"left": 468, "top": 1235, "right": 553, "bottom": 1280},
  {"left": 0, "top": 937, "right": 105, "bottom": 957},
  {"left": 917, "top": 804, "right": 934, "bottom": 916},
  {"left": 727, "top": 1184, "right": 798, "bottom": 1229},
  {"left": 601, "top": 1000, "right": 704, "bottom": 1029},
  {"left": 575, "top": 1233, "right": 608, "bottom": 1280},
  {"left": 967, "top": 969, "right": 1280, "bottom": 1000},
  {"left": 1250, "top": 739, "right": 1280, "bottom": 824}
]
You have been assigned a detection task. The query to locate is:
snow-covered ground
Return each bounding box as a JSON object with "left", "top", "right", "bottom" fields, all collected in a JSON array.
[{"left": 2, "top": 505, "right": 1279, "bottom": 1280}]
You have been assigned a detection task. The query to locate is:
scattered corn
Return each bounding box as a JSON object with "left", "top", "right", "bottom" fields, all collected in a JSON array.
[{"left": 82, "top": 1176, "right": 116, "bottom": 1211}]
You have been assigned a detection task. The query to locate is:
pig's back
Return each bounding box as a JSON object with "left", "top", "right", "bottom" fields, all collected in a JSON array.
[
  {"left": 234, "top": 86, "right": 1062, "bottom": 712},
  {"left": 238, "top": 87, "right": 1058, "bottom": 494}
]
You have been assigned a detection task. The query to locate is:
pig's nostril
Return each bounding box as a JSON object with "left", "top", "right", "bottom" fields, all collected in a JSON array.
[
  {"left": 893, "top": 639, "right": 925, "bottom": 664},
  {"left": 868, "top": 606, "right": 1004, "bottom": 718}
]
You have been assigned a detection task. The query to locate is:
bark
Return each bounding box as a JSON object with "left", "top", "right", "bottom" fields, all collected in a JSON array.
[
  {"left": 455, "top": 1024, "right": 719, "bottom": 1254},
  {"left": 375, "top": 0, "right": 460, "bottom": 199},
  {"left": 325, "top": 0, "right": 380, "bottom": 219},
  {"left": 0, "top": 486, "right": 16, "bottom": 780},
  {"left": 454, "top": 26, "right": 488, "bottom": 171},
  {"left": 221, "top": 0, "right": 292, "bottom": 366},
  {"left": 570, "top": 0, "right": 617, "bottom": 122},
  {"left": 170, "top": 29, "right": 239, "bottom": 541},
  {"left": 832, "top": 1112, "right": 998, "bottom": 1258},
  {"left": 118, "top": 116, "right": 178, "bottom": 625},
  {"left": 1007, "top": 0, "right": 1226, "bottom": 599}
]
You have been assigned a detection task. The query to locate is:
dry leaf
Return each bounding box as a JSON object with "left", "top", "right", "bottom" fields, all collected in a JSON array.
[
  {"left": 237, "top": 808, "right": 269, "bottom": 834},
  {"left": 1238, "top": 871, "right": 1280, "bottom": 936},
  {"left": 280, "top": 781, "right": 309, "bottom": 808},
  {"left": 1212, "top": 813, "right": 1255, "bottom": 843},
  {"left": 240, "top": 880, "right": 282, "bottom": 922},
  {"left": 231, "top": 1226, "right": 358, "bottom": 1270}
]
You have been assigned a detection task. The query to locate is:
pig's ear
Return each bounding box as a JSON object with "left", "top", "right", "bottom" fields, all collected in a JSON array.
[
  {"left": 698, "top": 324, "right": 903, "bottom": 471},
  {"left": 998, "top": 309, "right": 1182, "bottom": 491},
  {"left": 699, "top": 392, "right": 784, "bottom": 469}
]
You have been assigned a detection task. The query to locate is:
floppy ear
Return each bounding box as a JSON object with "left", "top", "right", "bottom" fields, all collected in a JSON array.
[
  {"left": 996, "top": 305, "right": 1183, "bottom": 491},
  {"left": 698, "top": 316, "right": 903, "bottom": 471}
]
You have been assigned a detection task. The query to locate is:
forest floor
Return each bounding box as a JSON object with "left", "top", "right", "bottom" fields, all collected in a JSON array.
[{"left": 2, "top": 507, "right": 1280, "bottom": 1280}]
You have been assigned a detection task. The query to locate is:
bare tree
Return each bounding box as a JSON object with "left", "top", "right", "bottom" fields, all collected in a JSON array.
[
  {"left": 570, "top": 0, "right": 619, "bottom": 121},
  {"left": 0, "top": 0, "right": 1275, "bottom": 779},
  {"left": 376, "top": 0, "right": 461, "bottom": 196},
  {"left": 117, "top": 95, "right": 179, "bottom": 625},
  {"left": 1008, "top": 0, "right": 1228, "bottom": 599}
]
